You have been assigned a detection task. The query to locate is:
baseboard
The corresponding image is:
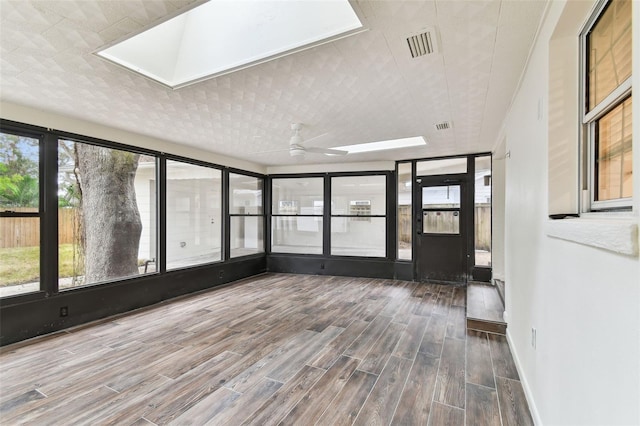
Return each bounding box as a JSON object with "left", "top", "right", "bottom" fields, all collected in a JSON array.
[{"left": 506, "top": 329, "right": 542, "bottom": 426}]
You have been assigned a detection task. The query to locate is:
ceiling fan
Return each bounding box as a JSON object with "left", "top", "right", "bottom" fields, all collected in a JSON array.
[{"left": 287, "top": 123, "right": 347, "bottom": 157}]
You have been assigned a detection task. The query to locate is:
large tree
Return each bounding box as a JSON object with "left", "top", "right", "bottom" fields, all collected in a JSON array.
[{"left": 75, "top": 143, "right": 142, "bottom": 283}]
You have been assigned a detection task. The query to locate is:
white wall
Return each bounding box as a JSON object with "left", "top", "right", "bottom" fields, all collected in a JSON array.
[{"left": 503, "top": 1, "right": 640, "bottom": 424}]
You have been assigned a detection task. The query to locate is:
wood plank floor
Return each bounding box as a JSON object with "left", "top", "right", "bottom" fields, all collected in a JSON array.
[{"left": 0, "top": 273, "right": 533, "bottom": 425}]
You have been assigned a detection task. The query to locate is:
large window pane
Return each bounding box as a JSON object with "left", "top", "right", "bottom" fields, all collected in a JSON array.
[
  {"left": 587, "top": 0, "right": 632, "bottom": 111},
  {"left": 230, "top": 216, "right": 264, "bottom": 257},
  {"left": 271, "top": 177, "right": 323, "bottom": 254},
  {"left": 331, "top": 217, "right": 385, "bottom": 257},
  {"left": 272, "top": 177, "right": 323, "bottom": 214},
  {"left": 475, "top": 156, "right": 492, "bottom": 266},
  {"left": 230, "top": 173, "right": 263, "bottom": 214},
  {"left": 416, "top": 157, "right": 467, "bottom": 176},
  {"left": 271, "top": 216, "right": 323, "bottom": 254},
  {"left": 331, "top": 175, "right": 386, "bottom": 216},
  {"left": 0, "top": 133, "right": 39, "bottom": 212},
  {"left": 596, "top": 96, "right": 633, "bottom": 201},
  {"left": 0, "top": 217, "right": 39, "bottom": 297},
  {"left": 58, "top": 140, "right": 157, "bottom": 289},
  {"left": 397, "top": 162, "right": 412, "bottom": 260},
  {"left": 1, "top": 132, "right": 40, "bottom": 297},
  {"left": 166, "top": 160, "right": 222, "bottom": 269}
]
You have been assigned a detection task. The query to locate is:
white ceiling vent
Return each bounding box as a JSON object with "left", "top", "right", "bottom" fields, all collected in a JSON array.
[
  {"left": 407, "top": 31, "right": 436, "bottom": 58},
  {"left": 434, "top": 121, "right": 451, "bottom": 131}
]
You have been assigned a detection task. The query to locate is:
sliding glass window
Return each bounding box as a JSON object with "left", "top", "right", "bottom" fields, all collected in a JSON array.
[
  {"left": 331, "top": 175, "right": 386, "bottom": 257},
  {"left": 57, "top": 139, "right": 157, "bottom": 289},
  {"left": 166, "top": 160, "right": 222, "bottom": 269},
  {"left": 0, "top": 131, "right": 41, "bottom": 298},
  {"left": 271, "top": 177, "right": 323, "bottom": 254},
  {"left": 229, "top": 172, "right": 264, "bottom": 257}
]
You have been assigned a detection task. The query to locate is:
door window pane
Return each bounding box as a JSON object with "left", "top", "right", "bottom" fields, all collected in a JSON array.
[
  {"left": 416, "top": 157, "right": 467, "bottom": 175},
  {"left": 397, "top": 162, "right": 412, "bottom": 260},
  {"left": 0, "top": 217, "right": 40, "bottom": 297},
  {"left": 331, "top": 176, "right": 386, "bottom": 216},
  {"left": 166, "top": 160, "right": 222, "bottom": 270},
  {"left": 230, "top": 173, "right": 263, "bottom": 214},
  {"left": 58, "top": 140, "right": 157, "bottom": 289},
  {"left": 422, "top": 185, "right": 460, "bottom": 208},
  {"left": 230, "top": 216, "right": 264, "bottom": 257},
  {"left": 475, "top": 156, "right": 492, "bottom": 266},
  {"left": 0, "top": 133, "right": 39, "bottom": 212},
  {"left": 331, "top": 217, "right": 385, "bottom": 257},
  {"left": 423, "top": 210, "right": 460, "bottom": 234}
]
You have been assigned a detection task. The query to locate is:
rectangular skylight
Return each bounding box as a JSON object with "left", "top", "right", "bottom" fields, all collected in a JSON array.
[
  {"left": 334, "top": 136, "right": 427, "bottom": 154},
  {"left": 97, "top": 0, "right": 364, "bottom": 89}
]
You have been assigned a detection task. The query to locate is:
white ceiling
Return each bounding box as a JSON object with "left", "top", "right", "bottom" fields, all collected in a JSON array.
[{"left": 0, "top": 0, "right": 547, "bottom": 167}]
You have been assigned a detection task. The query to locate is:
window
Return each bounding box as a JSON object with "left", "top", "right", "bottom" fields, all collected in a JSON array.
[
  {"left": 271, "top": 177, "right": 323, "bottom": 254},
  {"left": 229, "top": 173, "right": 264, "bottom": 257},
  {"left": 330, "top": 175, "right": 386, "bottom": 257},
  {"left": 475, "top": 156, "right": 492, "bottom": 266},
  {"left": 0, "top": 132, "right": 41, "bottom": 297},
  {"left": 583, "top": 0, "right": 632, "bottom": 210},
  {"left": 58, "top": 140, "right": 158, "bottom": 289},
  {"left": 397, "top": 162, "right": 412, "bottom": 260},
  {"left": 166, "top": 160, "right": 222, "bottom": 269},
  {"left": 421, "top": 185, "right": 461, "bottom": 234},
  {"left": 416, "top": 157, "right": 467, "bottom": 176}
]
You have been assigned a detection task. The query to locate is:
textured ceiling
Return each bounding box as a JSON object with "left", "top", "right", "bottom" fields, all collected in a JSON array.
[{"left": 0, "top": 0, "right": 547, "bottom": 167}]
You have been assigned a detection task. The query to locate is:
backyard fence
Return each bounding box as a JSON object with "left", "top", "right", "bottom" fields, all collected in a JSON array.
[{"left": 1, "top": 208, "right": 77, "bottom": 248}]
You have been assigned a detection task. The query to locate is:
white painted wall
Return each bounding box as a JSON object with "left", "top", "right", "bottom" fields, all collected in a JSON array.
[{"left": 502, "top": 1, "right": 640, "bottom": 424}]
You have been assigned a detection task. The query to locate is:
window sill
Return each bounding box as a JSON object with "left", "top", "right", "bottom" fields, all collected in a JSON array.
[{"left": 546, "top": 215, "right": 639, "bottom": 256}]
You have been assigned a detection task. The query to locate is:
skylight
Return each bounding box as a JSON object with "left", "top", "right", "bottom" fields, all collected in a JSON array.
[
  {"left": 97, "top": 0, "right": 364, "bottom": 89},
  {"left": 334, "top": 136, "right": 427, "bottom": 154}
]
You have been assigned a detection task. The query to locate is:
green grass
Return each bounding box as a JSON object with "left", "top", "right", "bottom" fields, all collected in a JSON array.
[{"left": 0, "top": 244, "right": 82, "bottom": 287}]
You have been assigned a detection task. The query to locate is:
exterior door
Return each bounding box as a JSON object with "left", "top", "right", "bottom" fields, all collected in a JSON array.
[{"left": 416, "top": 178, "right": 468, "bottom": 283}]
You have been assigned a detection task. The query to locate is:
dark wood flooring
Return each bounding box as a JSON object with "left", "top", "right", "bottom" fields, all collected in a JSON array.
[{"left": 0, "top": 273, "right": 533, "bottom": 425}]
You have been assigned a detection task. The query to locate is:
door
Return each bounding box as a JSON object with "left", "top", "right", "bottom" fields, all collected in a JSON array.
[{"left": 416, "top": 178, "right": 468, "bottom": 283}]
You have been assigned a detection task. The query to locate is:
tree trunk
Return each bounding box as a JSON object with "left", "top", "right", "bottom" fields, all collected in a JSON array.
[{"left": 76, "top": 144, "right": 142, "bottom": 283}]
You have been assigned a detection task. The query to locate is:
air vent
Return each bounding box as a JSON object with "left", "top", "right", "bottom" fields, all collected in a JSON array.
[
  {"left": 434, "top": 121, "right": 451, "bottom": 131},
  {"left": 407, "top": 31, "right": 435, "bottom": 58}
]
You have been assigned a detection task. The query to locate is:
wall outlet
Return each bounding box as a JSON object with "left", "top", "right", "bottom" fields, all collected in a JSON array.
[
  {"left": 531, "top": 327, "right": 537, "bottom": 349},
  {"left": 320, "top": 263, "right": 325, "bottom": 269},
  {"left": 60, "top": 306, "right": 69, "bottom": 317},
  {"left": 219, "top": 270, "right": 224, "bottom": 279}
]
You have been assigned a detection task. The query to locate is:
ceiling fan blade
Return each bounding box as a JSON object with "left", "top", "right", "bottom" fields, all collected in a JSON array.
[{"left": 305, "top": 147, "right": 348, "bottom": 156}]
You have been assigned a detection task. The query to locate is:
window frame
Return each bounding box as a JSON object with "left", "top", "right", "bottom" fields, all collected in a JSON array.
[
  {"left": 329, "top": 173, "right": 388, "bottom": 258},
  {"left": 164, "top": 156, "right": 224, "bottom": 270},
  {"left": 0, "top": 128, "right": 45, "bottom": 298},
  {"left": 227, "top": 170, "right": 265, "bottom": 258},
  {"left": 270, "top": 175, "right": 325, "bottom": 255},
  {"left": 580, "top": 0, "right": 633, "bottom": 211}
]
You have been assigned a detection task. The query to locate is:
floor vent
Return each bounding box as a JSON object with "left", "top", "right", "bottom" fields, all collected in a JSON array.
[
  {"left": 407, "top": 31, "right": 435, "bottom": 58},
  {"left": 434, "top": 121, "right": 451, "bottom": 131}
]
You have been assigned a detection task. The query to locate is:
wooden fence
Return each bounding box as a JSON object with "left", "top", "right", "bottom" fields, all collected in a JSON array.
[
  {"left": 0, "top": 208, "right": 77, "bottom": 249},
  {"left": 398, "top": 205, "right": 491, "bottom": 250},
  {"left": 4, "top": 206, "right": 491, "bottom": 251}
]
